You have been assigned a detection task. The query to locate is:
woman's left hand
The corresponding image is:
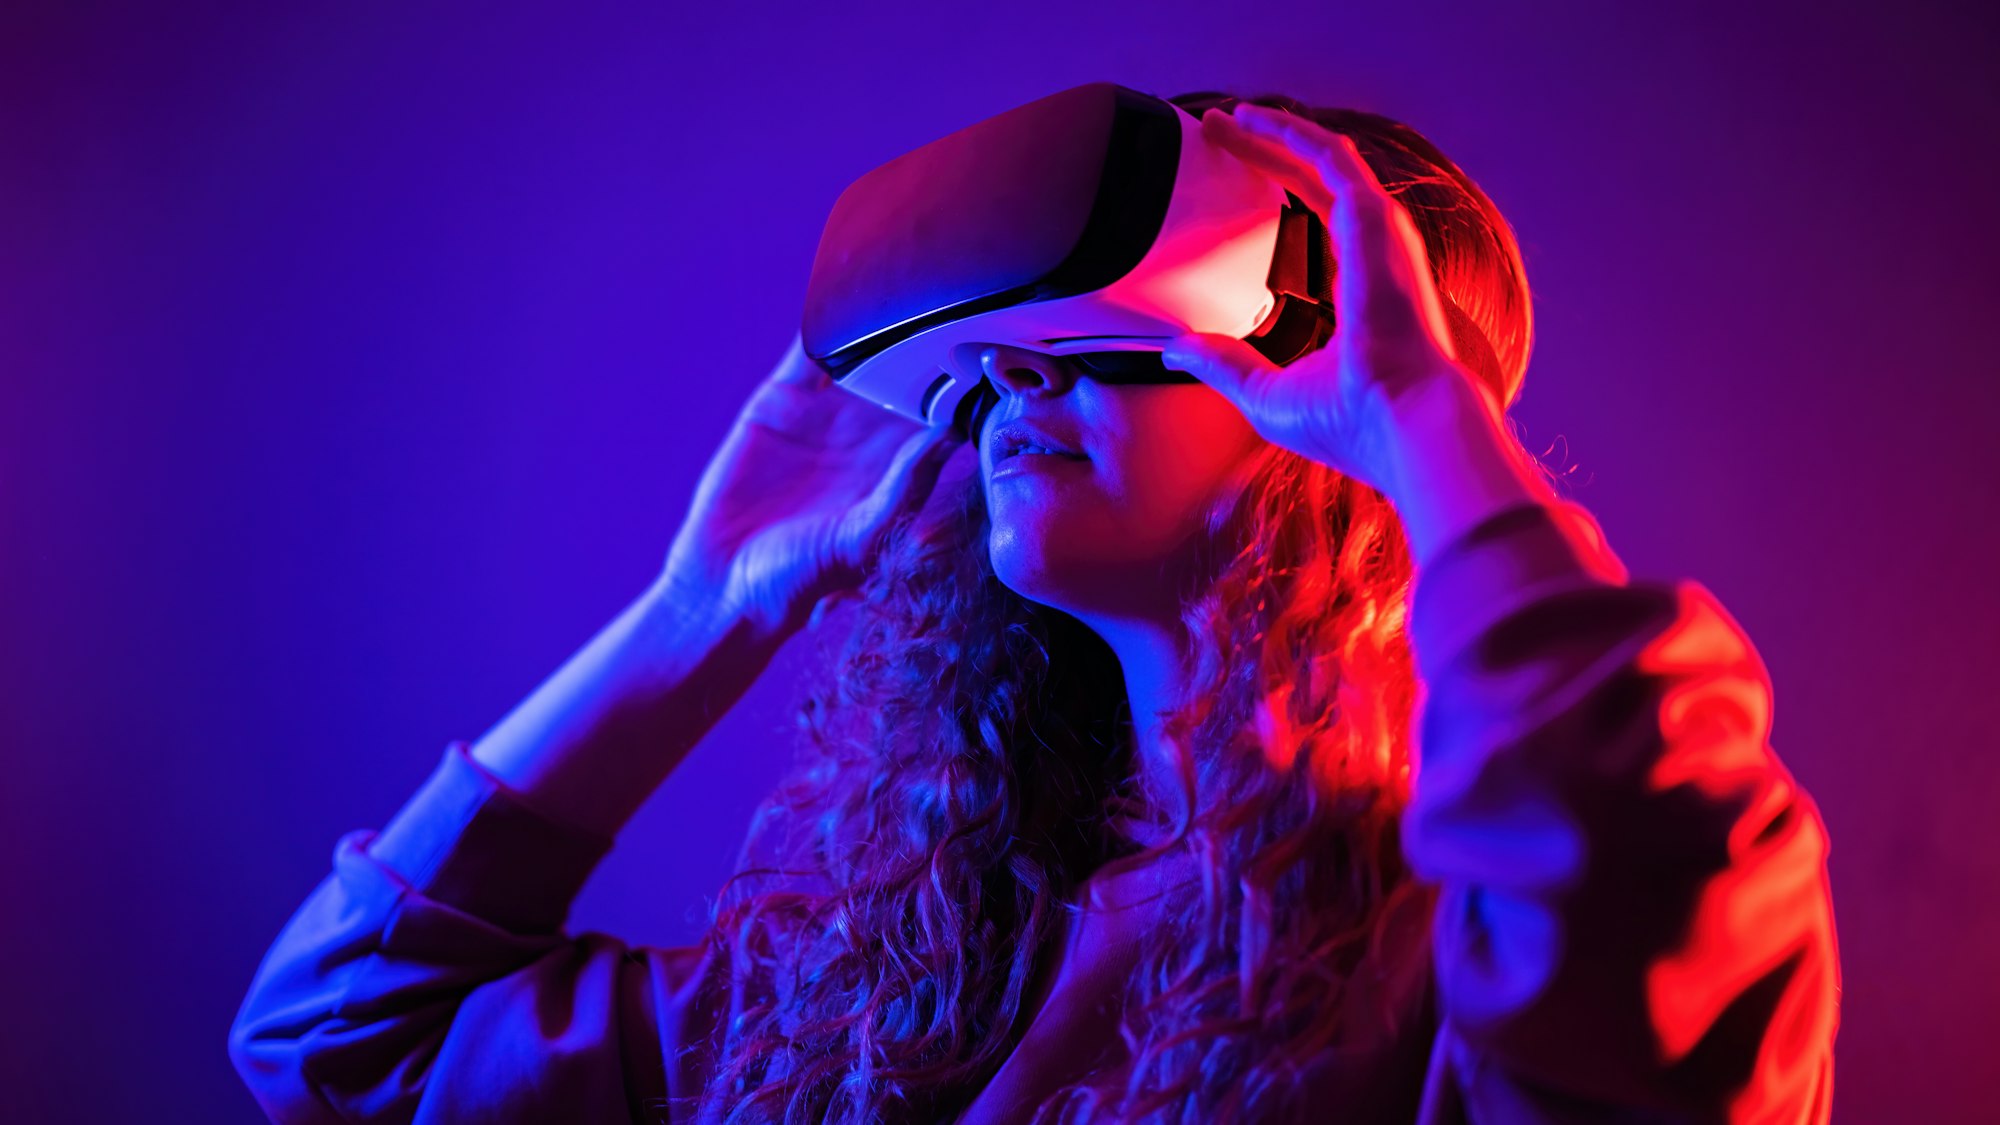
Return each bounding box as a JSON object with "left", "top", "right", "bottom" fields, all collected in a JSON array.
[{"left": 1160, "top": 103, "right": 1500, "bottom": 500}]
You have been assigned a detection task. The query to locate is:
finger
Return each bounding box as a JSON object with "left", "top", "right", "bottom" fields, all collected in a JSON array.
[
  {"left": 1203, "top": 110, "right": 1398, "bottom": 330},
  {"left": 1221, "top": 107, "right": 1454, "bottom": 353},
  {"left": 770, "top": 331, "right": 835, "bottom": 389},
  {"left": 1201, "top": 109, "right": 1334, "bottom": 219},
  {"left": 1222, "top": 108, "right": 1404, "bottom": 288},
  {"left": 1226, "top": 104, "right": 1393, "bottom": 215},
  {"left": 808, "top": 590, "right": 852, "bottom": 632},
  {"left": 1161, "top": 331, "right": 1283, "bottom": 407},
  {"left": 840, "top": 421, "right": 962, "bottom": 564}
]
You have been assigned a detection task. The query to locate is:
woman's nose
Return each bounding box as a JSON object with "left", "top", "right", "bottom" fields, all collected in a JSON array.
[{"left": 977, "top": 344, "right": 1075, "bottom": 396}]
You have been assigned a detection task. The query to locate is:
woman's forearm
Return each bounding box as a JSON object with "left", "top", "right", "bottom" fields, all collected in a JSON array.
[{"left": 467, "top": 575, "right": 791, "bottom": 840}]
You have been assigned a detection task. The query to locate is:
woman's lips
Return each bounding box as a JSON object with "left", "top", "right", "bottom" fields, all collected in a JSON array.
[{"left": 990, "top": 451, "right": 1090, "bottom": 480}]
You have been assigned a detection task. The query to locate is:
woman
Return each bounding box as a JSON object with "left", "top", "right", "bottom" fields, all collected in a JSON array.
[{"left": 227, "top": 91, "right": 1840, "bottom": 1123}]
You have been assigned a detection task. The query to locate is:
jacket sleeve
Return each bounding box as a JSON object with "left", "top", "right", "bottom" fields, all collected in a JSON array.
[
  {"left": 227, "top": 741, "right": 748, "bottom": 1124},
  {"left": 1402, "top": 500, "right": 1840, "bottom": 1124}
]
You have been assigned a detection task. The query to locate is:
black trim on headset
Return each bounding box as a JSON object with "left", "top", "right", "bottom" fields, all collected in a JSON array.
[
  {"left": 918, "top": 370, "right": 956, "bottom": 421},
  {"left": 952, "top": 378, "right": 1002, "bottom": 444}
]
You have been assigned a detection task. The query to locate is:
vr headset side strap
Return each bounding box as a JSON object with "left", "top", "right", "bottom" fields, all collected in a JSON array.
[{"left": 1245, "top": 194, "right": 1338, "bottom": 367}]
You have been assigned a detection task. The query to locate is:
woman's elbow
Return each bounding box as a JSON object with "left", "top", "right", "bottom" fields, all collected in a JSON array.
[
  {"left": 226, "top": 1003, "right": 340, "bottom": 1125},
  {"left": 226, "top": 995, "right": 450, "bottom": 1125}
]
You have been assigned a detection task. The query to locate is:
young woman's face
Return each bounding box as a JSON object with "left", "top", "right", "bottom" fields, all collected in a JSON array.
[{"left": 975, "top": 344, "right": 1268, "bottom": 620}]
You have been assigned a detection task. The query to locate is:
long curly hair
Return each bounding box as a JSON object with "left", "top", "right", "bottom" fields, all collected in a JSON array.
[{"left": 683, "top": 88, "right": 1549, "bottom": 1124}]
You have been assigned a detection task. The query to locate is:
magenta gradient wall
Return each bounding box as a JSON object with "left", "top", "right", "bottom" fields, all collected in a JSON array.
[{"left": 3, "top": 2, "right": 1995, "bottom": 1121}]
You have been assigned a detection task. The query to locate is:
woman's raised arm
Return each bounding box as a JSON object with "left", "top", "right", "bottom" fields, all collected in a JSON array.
[
  {"left": 464, "top": 573, "right": 791, "bottom": 840},
  {"left": 227, "top": 336, "right": 961, "bottom": 1122},
  {"left": 471, "top": 329, "right": 963, "bottom": 840},
  {"left": 1399, "top": 492, "right": 1840, "bottom": 1123},
  {"left": 225, "top": 581, "right": 784, "bottom": 1124}
]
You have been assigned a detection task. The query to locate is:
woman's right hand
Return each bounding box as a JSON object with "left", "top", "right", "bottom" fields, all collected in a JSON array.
[{"left": 658, "top": 330, "right": 966, "bottom": 642}]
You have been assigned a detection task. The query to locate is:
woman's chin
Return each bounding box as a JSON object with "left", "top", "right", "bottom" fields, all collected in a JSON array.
[
  {"left": 990, "top": 540, "right": 1090, "bottom": 609},
  {"left": 990, "top": 541, "right": 1158, "bottom": 622}
]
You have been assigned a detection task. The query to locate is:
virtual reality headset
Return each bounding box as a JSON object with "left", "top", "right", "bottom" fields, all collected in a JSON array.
[{"left": 800, "top": 81, "right": 1339, "bottom": 445}]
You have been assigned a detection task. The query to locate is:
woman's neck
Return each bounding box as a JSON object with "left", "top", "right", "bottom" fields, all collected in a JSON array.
[{"left": 1095, "top": 614, "right": 1201, "bottom": 828}]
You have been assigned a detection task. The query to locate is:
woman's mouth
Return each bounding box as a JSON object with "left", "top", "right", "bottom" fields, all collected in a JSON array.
[{"left": 991, "top": 450, "right": 1090, "bottom": 480}]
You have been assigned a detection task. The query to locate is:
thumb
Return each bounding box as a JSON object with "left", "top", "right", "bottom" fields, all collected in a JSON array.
[
  {"left": 838, "top": 421, "right": 962, "bottom": 567},
  {"left": 807, "top": 589, "right": 855, "bottom": 632},
  {"left": 1162, "top": 332, "right": 1281, "bottom": 407}
]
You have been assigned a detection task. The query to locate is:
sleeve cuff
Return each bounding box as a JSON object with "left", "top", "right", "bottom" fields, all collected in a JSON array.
[
  {"left": 362, "top": 741, "right": 619, "bottom": 934},
  {"left": 1409, "top": 499, "right": 1632, "bottom": 676}
]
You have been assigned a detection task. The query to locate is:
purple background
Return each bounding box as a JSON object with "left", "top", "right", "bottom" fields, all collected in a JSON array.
[{"left": 4, "top": 2, "right": 1995, "bottom": 1121}]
